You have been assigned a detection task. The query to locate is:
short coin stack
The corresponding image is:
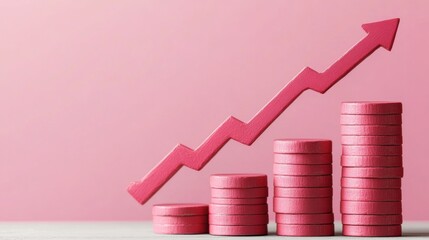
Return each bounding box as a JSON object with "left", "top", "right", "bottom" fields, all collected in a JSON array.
[
  {"left": 340, "top": 102, "right": 403, "bottom": 237},
  {"left": 273, "top": 139, "right": 334, "bottom": 236},
  {"left": 209, "top": 174, "right": 269, "bottom": 236},
  {"left": 152, "top": 203, "right": 209, "bottom": 234}
]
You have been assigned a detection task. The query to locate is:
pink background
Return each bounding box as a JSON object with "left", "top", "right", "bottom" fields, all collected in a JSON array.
[{"left": 1, "top": 0, "right": 428, "bottom": 221}]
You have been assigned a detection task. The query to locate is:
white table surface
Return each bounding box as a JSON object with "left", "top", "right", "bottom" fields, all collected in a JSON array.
[{"left": 0, "top": 221, "right": 428, "bottom": 239}]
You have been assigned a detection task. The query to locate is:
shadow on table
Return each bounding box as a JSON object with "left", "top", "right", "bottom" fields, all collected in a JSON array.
[
  {"left": 267, "top": 229, "right": 429, "bottom": 238},
  {"left": 403, "top": 231, "right": 429, "bottom": 238}
]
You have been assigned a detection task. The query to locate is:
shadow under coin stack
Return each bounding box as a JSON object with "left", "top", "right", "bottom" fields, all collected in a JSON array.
[
  {"left": 152, "top": 203, "right": 209, "bottom": 234},
  {"left": 209, "top": 174, "right": 269, "bottom": 236},
  {"left": 340, "top": 102, "right": 403, "bottom": 237},
  {"left": 273, "top": 139, "right": 334, "bottom": 236}
]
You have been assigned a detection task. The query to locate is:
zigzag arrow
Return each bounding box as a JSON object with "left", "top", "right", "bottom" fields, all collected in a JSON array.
[{"left": 128, "top": 18, "right": 400, "bottom": 204}]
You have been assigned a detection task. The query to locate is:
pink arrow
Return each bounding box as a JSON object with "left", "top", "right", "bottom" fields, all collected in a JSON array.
[{"left": 128, "top": 18, "right": 400, "bottom": 204}]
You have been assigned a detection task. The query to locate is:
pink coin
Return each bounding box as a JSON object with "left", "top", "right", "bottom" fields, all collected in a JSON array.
[
  {"left": 274, "top": 153, "right": 332, "bottom": 164},
  {"left": 340, "top": 201, "right": 402, "bottom": 214},
  {"left": 153, "top": 215, "right": 208, "bottom": 225},
  {"left": 342, "top": 225, "right": 402, "bottom": 237},
  {"left": 273, "top": 139, "right": 332, "bottom": 154},
  {"left": 341, "top": 155, "right": 403, "bottom": 167},
  {"left": 211, "top": 187, "right": 268, "bottom": 199},
  {"left": 342, "top": 145, "right": 402, "bottom": 156},
  {"left": 277, "top": 224, "right": 334, "bottom": 236},
  {"left": 152, "top": 204, "right": 209, "bottom": 216},
  {"left": 341, "top": 102, "right": 402, "bottom": 115},
  {"left": 153, "top": 223, "right": 209, "bottom": 234},
  {"left": 341, "top": 178, "right": 401, "bottom": 189},
  {"left": 209, "top": 214, "right": 269, "bottom": 226},
  {"left": 209, "top": 224, "right": 267, "bottom": 236},
  {"left": 342, "top": 214, "right": 403, "bottom": 225},
  {"left": 341, "top": 125, "right": 402, "bottom": 136},
  {"left": 209, "top": 204, "right": 268, "bottom": 215},
  {"left": 276, "top": 213, "right": 334, "bottom": 225},
  {"left": 274, "top": 175, "right": 332, "bottom": 188},
  {"left": 341, "top": 188, "right": 401, "bottom": 201},
  {"left": 341, "top": 135, "right": 402, "bottom": 145},
  {"left": 273, "top": 164, "right": 332, "bottom": 176},
  {"left": 342, "top": 167, "right": 403, "bottom": 178},
  {"left": 210, "top": 174, "right": 267, "bottom": 188},
  {"left": 340, "top": 114, "right": 402, "bottom": 125},
  {"left": 211, "top": 197, "right": 267, "bottom": 205},
  {"left": 273, "top": 197, "right": 332, "bottom": 214},
  {"left": 275, "top": 187, "right": 333, "bottom": 198}
]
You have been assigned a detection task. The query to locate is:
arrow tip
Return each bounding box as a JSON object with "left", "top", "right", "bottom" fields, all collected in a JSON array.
[{"left": 362, "top": 18, "right": 400, "bottom": 51}]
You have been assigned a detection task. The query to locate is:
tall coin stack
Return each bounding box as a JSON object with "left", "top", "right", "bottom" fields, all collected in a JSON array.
[
  {"left": 340, "top": 102, "right": 403, "bottom": 237},
  {"left": 209, "top": 174, "right": 269, "bottom": 236},
  {"left": 273, "top": 139, "right": 334, "bottom": 236}
]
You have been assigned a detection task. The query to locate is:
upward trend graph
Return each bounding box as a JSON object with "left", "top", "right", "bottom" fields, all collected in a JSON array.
[{"left": 128, "top": 18, "right": 400, "bottom": 204}]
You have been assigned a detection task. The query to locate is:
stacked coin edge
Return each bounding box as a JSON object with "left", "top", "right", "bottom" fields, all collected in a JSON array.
[{"left": 152, "top": 203, "right": 209, "bottom": 234}]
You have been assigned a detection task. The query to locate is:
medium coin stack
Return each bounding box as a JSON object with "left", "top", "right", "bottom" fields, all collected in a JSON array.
[
  {"left": 152, "top": 203, "right": 209, "bottom": 234},
  {"left": 209, "top": 174, "right": 269, "bottom": 236},
  {"left": 340, "top": 102, "right": 403, "bottom": 237},
  {"left": 273, "top": 139, "right": 334, "bottom": 236}
]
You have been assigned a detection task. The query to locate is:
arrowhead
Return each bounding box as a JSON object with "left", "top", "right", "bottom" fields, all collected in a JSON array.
[{"left": 362, "top": 18, "right": 400, "bottom": 51}]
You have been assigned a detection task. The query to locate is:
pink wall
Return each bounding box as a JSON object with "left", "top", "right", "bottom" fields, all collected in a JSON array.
[{"left": 1, "top": 0, "right": 428, "bottom": 221}]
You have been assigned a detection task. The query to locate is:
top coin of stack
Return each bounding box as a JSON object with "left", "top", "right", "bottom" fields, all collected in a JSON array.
[
  {"left": 209, "top": 174, "right": 269, "bottom": 236},
  {"left": 273, "top": 139, "right": 334, "bottom": 237},
  {"left": 340, "top": 102, "right": 403, "bottom": 237}
]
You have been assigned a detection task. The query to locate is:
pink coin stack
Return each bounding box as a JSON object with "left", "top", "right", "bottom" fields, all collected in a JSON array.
[
  {"left": 273, "top": 139, "right": 335, "bottom": 236},
  {"left": 209, "top": 174, "right": 269, "bottom": 236},
  {"left": 340, "top": 102, "right": 403, "bottom": 237},
  {"left": 152, "top": 203, "right": 209, "bottom": 234}
]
